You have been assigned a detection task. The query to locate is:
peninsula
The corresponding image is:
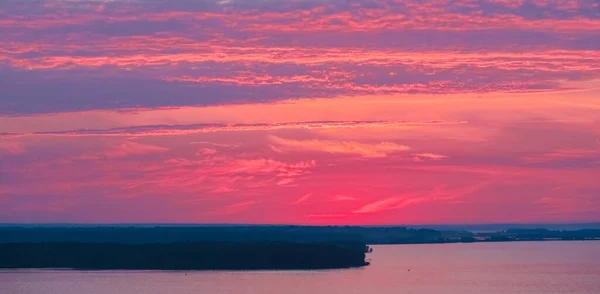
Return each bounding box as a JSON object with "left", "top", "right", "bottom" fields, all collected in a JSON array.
[{"left": 0, "top": 242, "right": 370, "bottom": 270}]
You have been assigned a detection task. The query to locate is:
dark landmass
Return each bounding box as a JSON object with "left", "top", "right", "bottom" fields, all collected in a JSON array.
[
  {"left": 1, "top": 225, "right": 598, "bottom": 270},
  {"left": 0, "top": 242, "right": 369, "bottom": 270}
]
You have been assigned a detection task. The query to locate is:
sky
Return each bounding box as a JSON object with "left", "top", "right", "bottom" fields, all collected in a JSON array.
[{"left": 0, "top": 0, "right": 599, "bottom": 225}]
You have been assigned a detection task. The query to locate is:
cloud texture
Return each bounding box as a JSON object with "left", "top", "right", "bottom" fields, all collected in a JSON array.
[{"left": 1, "top": 0, "right": 599, "bottom": 224}]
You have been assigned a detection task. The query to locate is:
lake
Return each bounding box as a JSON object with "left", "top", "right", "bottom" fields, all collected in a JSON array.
[{"left": 1, "top": 241, "right": 599, "bottom": 294}]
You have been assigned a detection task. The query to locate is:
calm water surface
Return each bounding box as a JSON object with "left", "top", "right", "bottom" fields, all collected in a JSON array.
[{"left": 2, "top": 241, "right": 599, "bottom": 294}]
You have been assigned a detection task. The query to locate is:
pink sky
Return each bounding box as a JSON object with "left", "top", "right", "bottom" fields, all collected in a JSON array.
[{"left": 0, "top": 0, "right": 599, "bottom": 224}]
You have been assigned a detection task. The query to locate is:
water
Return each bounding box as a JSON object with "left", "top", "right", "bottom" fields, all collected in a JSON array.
[{"left": 1, "top": 241, "right": 599, "bottom": 294}]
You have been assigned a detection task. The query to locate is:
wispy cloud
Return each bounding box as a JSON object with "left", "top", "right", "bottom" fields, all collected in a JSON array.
[
  {"left": 197, "top": 148, "right": 218, "bottom": 156},
  {"left": 269, "top": 135, "right": 410, "bottom": 158},
  {"left": 353, "top": 182, "right": 492, "bottom": 214},
  {"left": 412, "top": 153, "right": 448, "bottom": 160},
  {"left": 212, "top": 200, "right": 258, "bottom": 215},
  {"left": 522, "top": 148, "right": 599, "bottom": 164},
  {"left": 0, "top": 120, "right": 468, "bottom": 138},
  {"left": 292, "top": 193, "right": 313, "bottom": 205},
  {"left": 334, "top": 195, "right": 357, "bottom": 201},
  {"left": 103, "top": 142, "right": 169, "bottom": 158},
  {"left": 0, "top": 141, "right": 25, "bottom": 155},
  {"left": 353, "top": 197, "right": 427, "bottom": 214}
]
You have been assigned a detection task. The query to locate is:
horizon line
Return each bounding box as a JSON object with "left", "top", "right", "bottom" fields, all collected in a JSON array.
[{"left": 1, "top": 222, "right": 599, "bottom": 227}]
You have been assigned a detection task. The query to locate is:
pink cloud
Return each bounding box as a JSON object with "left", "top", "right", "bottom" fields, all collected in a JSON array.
[
  {"left": 352, "top": 182, "right": 492, "bottom": 214},
  {"left": 1, "top": 120, "right": 468, "bottom": 138},
  {"left": 210, "top": 186, "right": 239, "bottom": 193},
  {"left": 212, "top": 200, "right": 258, "bottom": 216},
  {"left": 0, "top": 141, "right": 25, "bottom": 155},
  {"left": 353, "top": 197, "right": 427, "bottom": 214},
  {"left": 334, "top": 195, "right": 357, "bottom": 201},
  {"left": 148, "top": 156, "right": 317, "bottom": 194},
  {"left": 222, "top": 158, "right": 316, "bottom": 175},
  {"left": 522, "top": 148, "right": 599, "bottom": 163},
  {"left": 412, "top": 153, "right": 448, "bottom": 160},
  {"left": 292, "top": 193, "right": 313, "bottom": 205},
  {"left": 103, "top": 141, "right": 169, "bottom": 158},
  {"left": 197, "top": 147, "right": 218, "bottom": 156},
  {"left": 269, "top": 135, "right": 410, "bottom": 158}
]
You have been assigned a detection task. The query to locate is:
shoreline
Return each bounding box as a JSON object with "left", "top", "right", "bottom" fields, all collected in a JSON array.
[
  {"left": 372, "top": 238, "right": 600, "bottom": 246},
  {"left": 370, "top": 237, "right": 600, "bottom": 245}
]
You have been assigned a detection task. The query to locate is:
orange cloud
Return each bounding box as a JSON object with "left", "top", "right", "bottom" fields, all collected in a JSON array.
[
  {"left": 269, "top": 135, "right": 410, "bottom": 158},
  {"left": 1, "top": 120, "right": 468, "bottom": 138},
  {"left": 103, "top": 142, "right": 169, "bottom": 158},
  {"left": 412, "top": 153, "right": 448, "bottom": 160}
]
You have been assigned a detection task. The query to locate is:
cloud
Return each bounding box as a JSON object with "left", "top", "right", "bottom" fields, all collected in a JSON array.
[
  {"left": 522, "top": 148, "right": 599, "bottom": 164},
  {"left": 2, "top": 0, "right": 600, "bottom": 115},
  {"left": 103, "top": 142, "right": 169, "bottom": 158},
  {"left": 212, "top": 200, "right": 258, "bottom": 215},
  {"left": 197, "top": 147, "right": 217, "bottom": 155},
  {"left": 412, "top": 153, "right": 448, "bottom": 160},
  {"left": 334, "top": 195, "right": 357, "bottom": 201},
  {"left": 221, "top": 158, "right": 316, "bottom": 175},
  {"left": 3, "top": 0, "right": 600, "bottom": 33},
  {"left": 292, "top": 193, "right": 313, "bottom": 205},
  {"left": 2, "top": 0, "right": 600, "bottom": 224},
  {"left": 190, "top": 142, "right": 241, "bottom": 147},
  {"left": 533, "top": 194, "right": 599, "bottom": 218},
  {"left": 2, "top": 47, "right": 596, "bottom": 115},
  {"left": 353, "top": 197, "right": 427, "bottom": 214},
  {"left": 0, "top": 141, "right": 25, "bottom": 155},
  {"left": 353, "top": 182, "right": 492, "bottom": 214},
  {"left": 66, "top": 141, "right": 169, "bottom": 161},
  {"left": 269, "top": 135, "right": 410, "bottom": 158},
  {"left": 291, "top": 193, "right": 357, "bottom": 206},
  {"left": 210, "top": 186, "right": 239, "bottom": 193},
  {"left": 171, "top": 156, "right": 317, "bottom": 191},
  {"left": 0, "top": 147, "right": 318, "bottom": 201},
  {"left": 1, "top": 120, "right": 468, "bottom": 138}
]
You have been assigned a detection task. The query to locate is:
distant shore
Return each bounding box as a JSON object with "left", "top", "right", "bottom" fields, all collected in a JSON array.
[{"left": 2, "top": 226, "right": 600, "bottom": 245}]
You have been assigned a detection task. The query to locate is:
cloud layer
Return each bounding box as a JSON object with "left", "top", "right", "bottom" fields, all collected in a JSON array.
[
  {"left": 1, "top": 0, "right": 600, "bottom": 114},
  {"left": 1, "top": 0, "right": 599, "bottom": 224}
]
